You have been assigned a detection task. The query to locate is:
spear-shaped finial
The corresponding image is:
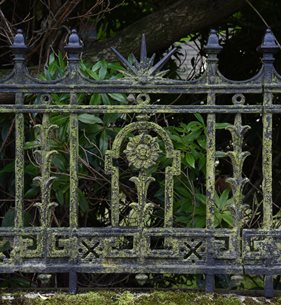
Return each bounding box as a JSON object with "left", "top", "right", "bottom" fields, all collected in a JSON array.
[
  {"left": 205, "top": 29, "right": 222, "bottom": 55},
  {"left": 140, "top": 33, "right": 147, "bottom": 63},
  {"left": 259, "top": 28, "right": 279, "bottom": 54}
]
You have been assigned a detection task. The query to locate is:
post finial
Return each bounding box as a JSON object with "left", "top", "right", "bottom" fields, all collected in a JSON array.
[
  {"left": 205, "top": 29, "right": 222, "bottom": 54},
  {"left": 259, "top": 28, "right": 279, "bottom": 54},
  {"left": 11, "top": 29, "right": 28, "bottom": 61},
  {"left": 64, "top": 29, "right": 83, "bottom": 62}
]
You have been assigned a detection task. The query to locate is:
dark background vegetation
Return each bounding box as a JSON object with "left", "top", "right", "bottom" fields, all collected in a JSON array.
[{"left": 1, "top": 0, "right": 281, "bottom": 290}]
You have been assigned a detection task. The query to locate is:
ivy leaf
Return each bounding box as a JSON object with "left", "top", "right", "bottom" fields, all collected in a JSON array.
[
  {"left": 101, "top": 94, "right": 110, "bottom": 104},
  {"left": 99, "top": 130, "right": 109, "bottom": 155},
  {"left": 197, "top": 137, "right": 206, "bottom": 149},
  {"left": 78, "top": 114, "right": 103, "bottom": 125},
  {"left": 108, "top": 93, "right": 126, "bottom": 103},
  {"left": 52, "top": 154, "right": 67, "bottom": 171},
  {"left": 24, "top": 140, "right": 40, "bottom": 150},
  {"left": 89, "top": 94, "right": 101, "bottom": 105},
  {"left": 99, "top": 61, "right": 107, "bottom": 79},
  {"left": 194, "top": 113, "right": 205, "bottom": 125},
  {"left": 2, "top": 208, "right": 15, "bottom": 227},
  {"left": 0, "top": 162, "right": 14, "bottom": 174},
  {"left": 186, "top": 153, "right": 195, "bottom": 168},
  {"left": 1, "top": 208, "right": 31, "bottom": 227},
  {"left": 91, "top": 61, "right": 101, "bottom": 72},
  {"left": 78, "top": 190, "right": 89, "bottom": 214},
  {"left": 195, "top": 193, "right": 206, "bottom": 204},
  {"left": 222, "top": 211, "right": 234, "bottom": 227},
  {"left": 25, "top": 187, "right": 40, "bottom": 199},
  {"left": 56, "top": 190, "right": 64, "bottom": 205},
  {"left": 216, "top": 122, "right": 232, "bottom": 129}
]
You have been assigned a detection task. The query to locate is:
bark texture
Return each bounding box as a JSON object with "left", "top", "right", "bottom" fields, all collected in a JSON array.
[{"left": 85, "top": 0, "right": 245, "bottom": 61}]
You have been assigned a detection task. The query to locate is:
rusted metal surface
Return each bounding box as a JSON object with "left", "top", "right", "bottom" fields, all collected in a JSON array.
[{"left": 0, "top": 28, "right": 280, "bottom": 297}]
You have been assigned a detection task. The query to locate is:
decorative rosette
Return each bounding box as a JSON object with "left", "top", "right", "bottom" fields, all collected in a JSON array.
[{"left": 124, "top": 133, "right": 161, "bottom": 169}]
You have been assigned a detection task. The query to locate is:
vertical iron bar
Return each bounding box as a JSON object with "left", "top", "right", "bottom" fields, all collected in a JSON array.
[
  {"left": 205, "top": 274, "right": 215, "bottom": 293},
  {"left": 204, "top": 29, "right": 221, "bottom": 293},
  {"left": 263, "top": 94, "right": 273, "bottom": 297},
  {"left": 206, "top": 92, "right": 216, "bottom": 229},
  {"left": 259, "top": 29, "right": 277, "bottom": 297},
  {"left": 164, "top": 167, "right": 173, "bottom": 227},
  {"left": 264, "top": 275, "right": 273, "bottom": 298},
  {"left": 205, "top": 92, "right": 216, "bottom": 293},
  {"left": 68, "top": 94, "right": 78, "bottom": 293},
  {"left": 40, "top": 112, "right": 52, "bottom": 228},
  {"left": 69, "top": 93, "right": 79, "bottom": 228},
  {"left": 11, "top": 30, "right": 27, "bottom": 229},
  {"left": 65, "top": 30, "right": 82, "bottom": 294},
  {"left": 15, "top": 93, "right": 24, "bottom": 228},
  {"left": 262, "top": 92, "right": 272, "bottom": 229},
  {"left": 69, "top": 270, "right": 77, "bottom": 294},
  {"left": 111, "top": 166, "right": 120, "bottom": 226}
]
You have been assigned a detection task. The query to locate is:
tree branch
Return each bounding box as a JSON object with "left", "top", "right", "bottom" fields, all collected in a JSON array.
[{"left": 85, "top": 0, "right": 246, "bottom": 61}]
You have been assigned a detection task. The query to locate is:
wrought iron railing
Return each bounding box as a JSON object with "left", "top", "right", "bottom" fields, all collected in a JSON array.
[{"left": 0, "top": 27, "right": 280, "bottom": 297}]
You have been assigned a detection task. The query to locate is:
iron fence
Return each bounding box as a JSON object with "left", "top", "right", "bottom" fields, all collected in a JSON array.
[{"left": 0, "top": 28, "right": 280, "bottom": 297}]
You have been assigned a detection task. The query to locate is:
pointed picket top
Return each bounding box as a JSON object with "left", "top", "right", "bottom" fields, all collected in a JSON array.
[
  {"left": 205, "top": 29, "right": 222, "bottom": 54},
  {"left": 140, "top": 33, "right": 147, "bottom": 63},
  {"left": 259, "top": 28, "right": 279, "bottom": 54},
  {"left": 111, "top": 48, "right": 138, "bottom": 75},
  {"left": 112, "top": 34, "right": 176, "bottom": 80}
]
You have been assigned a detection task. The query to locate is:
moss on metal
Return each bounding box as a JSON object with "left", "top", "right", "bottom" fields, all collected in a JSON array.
[
  {"left": 105, "top": 94, "right": 180, "bottom": 228},
  {"left": 1, "top": 291, "right": 281, "bottom": 305},
  {"left": 33, "top": 95, "right": 58, "bottom": 228},
  {"left": 1, "top": 26, "right": 281, "bottom": 297},
  {"left": 262, "top": 92, "right": 273, "bottom": 229}
]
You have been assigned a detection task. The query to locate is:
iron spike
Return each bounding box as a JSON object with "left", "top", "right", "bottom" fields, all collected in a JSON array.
[
  {"left": 140, "top": 33, "right": 147, "bottom": 63},
  {"left": 150, "top": 47, "right": 176, "bottom": 75},
  {"left": 111, "top": 47, "right": 138, "bottom": 74}
]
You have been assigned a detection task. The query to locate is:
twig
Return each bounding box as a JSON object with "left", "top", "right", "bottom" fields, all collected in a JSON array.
[
  {"left": 0, "top": 118, "right": 15, "bottom": 153},
  {"left": 246, "top": 0, "right": 281, "bottom": 50},
  {"left": 0, "top": 8, "right": 13, "bottom": 44}
]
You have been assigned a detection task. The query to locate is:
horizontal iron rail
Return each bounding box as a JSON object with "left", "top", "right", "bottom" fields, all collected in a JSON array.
[
  {"left": 0, "top": 104, "right": 280, "bottom": 113},
  {"left": 0, "top": 264, "right": 243, "bottom": 274},
  {"left": 0, "top": 28, "right": 279, "bottom": 297},
  {"left": 0, "top": 83, "right": 267, "bottom": 94}
]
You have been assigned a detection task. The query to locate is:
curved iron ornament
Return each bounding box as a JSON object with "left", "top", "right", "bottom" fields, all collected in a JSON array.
[
  {"left": 0, "top": 28, "right": 279, "bottom": 297},
  {"left": 105, "top": 93, "right": 181, "bottom": 228}
]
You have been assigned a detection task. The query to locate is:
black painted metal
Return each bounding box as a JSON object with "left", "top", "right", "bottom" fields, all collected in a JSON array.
[{"left": 0, "top": 28, "right": 280, "bottom": 297}]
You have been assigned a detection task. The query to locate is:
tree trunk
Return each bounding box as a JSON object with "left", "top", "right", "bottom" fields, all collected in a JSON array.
[{"left": 85, "top": 0, "right": 245, "bottom": 61}]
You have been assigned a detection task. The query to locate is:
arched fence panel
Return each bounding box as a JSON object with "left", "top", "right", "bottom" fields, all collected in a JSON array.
[{"left": 0, "top": 28, "right": 280, "bottom": 297}]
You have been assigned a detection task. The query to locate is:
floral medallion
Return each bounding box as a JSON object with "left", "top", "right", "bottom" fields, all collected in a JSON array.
[{"left": 124, "top": 133, "right": 161, "bottom": 169}]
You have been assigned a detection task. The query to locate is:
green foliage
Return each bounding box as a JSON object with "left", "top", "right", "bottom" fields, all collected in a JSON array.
[
  {"left": 0, "top": 53, "right": 234, "bottom": 290},
  {"left": 167, "top": 114, "right": 233, "bottom": 228},
  {"left": 214, "top": 189, "right": 234, "bottom": 228},
  {"left": 0, "top": 53, "right": 128, "bottom": 227},
  {"left": 0, "top": 53, "right": 234, "bottom": 231},
  {"left": 0, "top": 290, "right": 274, "bottom": 305}
]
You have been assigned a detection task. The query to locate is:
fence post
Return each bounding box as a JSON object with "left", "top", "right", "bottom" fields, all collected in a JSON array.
[
  {"left": 260, "top": 28, "right": 279, "bottom": 299},
  {"left": 65, "top": 29, "right": 83, "bottom": 294},
  {"left": 11, "top": 29, "right": 27, "bottom": 230},
  {"left": 204, "top": 29, "right": 222, "bottom": 292}
]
